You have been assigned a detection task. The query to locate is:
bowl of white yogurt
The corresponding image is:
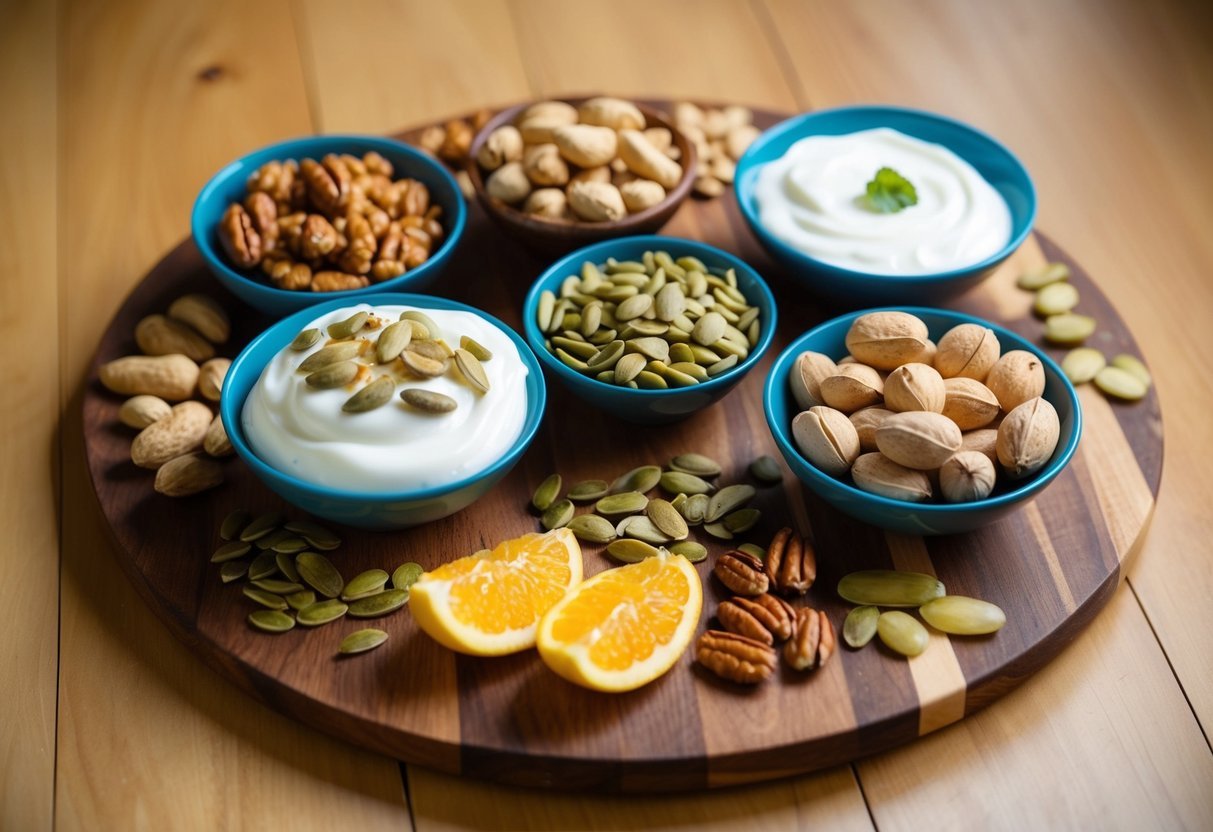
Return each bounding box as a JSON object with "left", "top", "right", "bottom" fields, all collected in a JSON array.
[
  {"left": 220, "top": 295, "right": 546, "bottom": 529},
  {"left": 735, "top": 106, "right": 1036, "bottom": 304}
]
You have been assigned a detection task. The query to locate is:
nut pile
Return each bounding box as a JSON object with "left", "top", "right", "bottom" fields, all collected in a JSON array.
[
  {"left": 789, "top": 310, "right": 1062, "bottom": 503},
  {"left": 536, "top": 249, "right": 762, "bottom": 388},
  {"left": 1017, "top": 262, "right": 1153, "bottom": 402},
  {"left": 478, "top": 97, "right": 686, "bottom": 222},
  {"left": 669, "top": 102, "right": 759, "bottom": 198},
  {"left": 697, "top": 526, "right": 835, "bottom": 684},
  {"left": 412, "top": 108, "right": 493, "bottom": 199},
  {"left": 290, "top": 309, "right": 492, "bottom": 415},
  {"left": 218, "top": 151, "right": 445, "bottom": 292},
  {"left": 212, "top": 507, "right": 421, "bottom": 653},
  {"left": 837, "top": 569, "right": 1005, "bottom": 657},
  {"left": 99, "top": 294, "right": 234, "bottom": 497}
]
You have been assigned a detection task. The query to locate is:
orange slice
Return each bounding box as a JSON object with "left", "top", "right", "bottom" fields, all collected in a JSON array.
[
  {"left": 409, "top": 529, "right": 582, "bottom": 656},
  {"left": 536, "top": 552, "right": 702, "bottom": 692}
]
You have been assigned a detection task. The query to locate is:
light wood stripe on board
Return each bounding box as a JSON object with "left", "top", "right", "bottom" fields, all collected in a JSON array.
[{"left": 1023, "top": 502, "right": 1079, "bottom": 614}]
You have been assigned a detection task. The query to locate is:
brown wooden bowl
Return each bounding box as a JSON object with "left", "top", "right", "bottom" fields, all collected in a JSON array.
[{"left": 467, "top": 97, "right": 697, "bottom": 256}]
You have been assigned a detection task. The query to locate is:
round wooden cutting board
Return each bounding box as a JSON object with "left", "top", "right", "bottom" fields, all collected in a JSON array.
[{"left": 82, "top": 105, "right": 1163, "bottom": 792}]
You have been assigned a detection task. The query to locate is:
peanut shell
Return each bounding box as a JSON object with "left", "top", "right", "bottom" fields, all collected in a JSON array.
[
  {"left": 792, "top": 406, "right": 861, "bottom": 476},
  {"left": 883, "top": 362, "right": 945, "bottom": 413},
  {"left": 941, "top": 377, "right": 1000, "bottom": 430},
  {"left": 789, "top": 351, "right": 836, "bottom": 410},
  {"left": 819, "top": 363, "right": 884, "bottom": 413},
  {"left": 875, "top": 411, "right": 962, "bottom": 470},
  {"left": 844, "top": 312, "right": 930, "bottom": 370},
  {"left": 939, "top": 450, "right": 997, "bottom": 502},
  {"left": 934, "top": 323, "right": 1000, "bottom": 380},
  {"left": 986, "top": 350, "right": 1046, "bottom": 411},
  {"left": 131, "top": 400, "right": 213, "bottom": 469},
  {"left": 850, "top": 453, "right": 932, "bottom": 502},
  {"left": 849, "top": 406, "right": 893, "bottom": 452}
]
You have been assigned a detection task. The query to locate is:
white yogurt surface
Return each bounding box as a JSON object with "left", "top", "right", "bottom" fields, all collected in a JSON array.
[
  {"left": 754, "top": 127, "right": 1012, "bottom": 275},
  {"left": 243, "top": 303, "right": 529, "bottom": 493}
]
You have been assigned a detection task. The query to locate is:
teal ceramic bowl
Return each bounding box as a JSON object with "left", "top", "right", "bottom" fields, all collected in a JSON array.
[
  {"left": 221, "top": 294, "right": 545, "bottom": 530},
  {"left": 763, "top": 307, "right": 1081, "bottom": 535},
  {"left": 734, "top": 106, "right": 1036, "bottom": 305},
  {"left": 522, "top": 235, "right": 777, "bottom": 425},
  {"left": 192, "top": 135, "right": 467, "bottom": 318}
]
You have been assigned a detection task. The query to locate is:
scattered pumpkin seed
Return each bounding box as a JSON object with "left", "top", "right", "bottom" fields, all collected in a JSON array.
[
  {"left": 248, "top": 609, "right": 295, "bottom": 633},
  {"left": 270, "top": 536, "right": 308, "bottom": 554},
  {"left": 660, "top": 470, "right": 714, "bottom": 496},
  {"left": 347, "top": 589, "right": 409, "bottom": 618},
  {"left": 296, "top": 552, "right": 344, "bottom": 598},
  {"left": 251, "top": 578, "right": 305, "bottom": 595},
  {"left": 399, "top": 310, "right": 443, "bottom": 341},
  {"left": 623, "top": 516, "right": 674, "bottom": 545},
  {"left": 646, "top": 499, "right": 689, "bottom": 540},
  {"left": 703, "top": 520, "right": 733, "bottom": 540},
  {"left": 459, "top": 335, "right": 493, "bottom": 362},
  {"left": 606, "top": 539, "right": 661, "bottom": 564},
  {"left": 609, "top": 465, "right": 662, "bottom": 495},
  {"left": 595, "top": 491, "right": 649, "bottom": 516},
  {"left": 1111, "top": 354, "right": 1152, "bottom": 388},
  {"left": 343, "top": 375, "right": 395, "bottom": 413},
  {"left": 297, "top": 598, "right": 349, "bottom": 627},
  {"left": 327, "top": 311, "right": 369, "bottom": 340},
  {"left": 1062, "top": 347, "right": 1106, "bottom": 384},
  {"left": 668, "top": 541, "right": 707, "bottom": 562},
  {"left": 567, "top": 513, "right": 617, "bottom": 544},
  {"left": 531, "top": 474, "right": 562, "bottom": 511},
  {"left": 298, "top": 341, "right": 363, "bottom": 373},
  {"left": 1033, "top": 282, "right": 1080, "bottom": 317},
  {"left": 289, "top": 328, "right": 322, "bottom": 351},
  {"left": 736, "top": 543, "right": 765, "bottom": 561},
  {"left": 375, "top": 321, "right": 413, "bottom": 363},
  {"left": 255, "top": 528, "right": 292, "bottom": 550},
  {"left": 837, "top": 570, "right": 946, "bottom": 607},
  {"left": 668, "top": 453, "right": 722, "bottom": 478},
  {"left": 275, "top": 552, "right": 301, "bottom": 583},
  {"left": 219, "top": 509, "right": 252, "bottom": 541},
  {"left": 919, "top": 596, "right": 1007, "bottom": 635},
  {"left": 843, "top": 606, "right": 880, "bottom": 649},
  {"left": 1016, "top": 262, "right": 1070, "bottom": 290},
  {"left": 723, "top": 508, "right": 761, "bottom": 534},
  {"left": 454, "top": 349, "right": 490, "bottom": 394},
  {"left": 219, "top": 561, "right": 248, "bottom": 583},
  {"left": 541, "top": 499, "right": 574, "bottom": 530},
  {"left": 392, "top": 562, "right": 424, "bottom": 590},
  {"left": 306, "top": 360, "right": 359, "bottom": 389},
  {"left": 248, "top": 552, "right": 279, "bottom": 581},
  {"left": 1043, "top": 313, "right": 1097, "bottom": 345},
  {"left": 240, "top": 511, "right": 285, "bottom": 542},
  {"left": 243, "top": 586, "right": 288, "bottom": 610},
  {"left": 567, "top": 479, "right": 609, "bottom": 502},
  {"left": 284, "top": 518, "right": 341, "bottom": 551},
  {"left": 680, "top": 493, "right": 709, "bottom": 525},
  {"left": 400, "top": 388, "right": 457, "bottom": 413},
  {"left": 749, "top": 455, "right": 783, "bottom": 485},
  {"left": 342, "top": 569, "right": 390, "bottom": 602},
  {"left": 877, "top": 611, "right": 929, "bottom": 657},
  {"left": 1094, "top": 365, "right": 1148, "bottom": 400},
  {"left": 706, "top": 484, "right": 756, "bottom": 523},
  {"left": 211, "top": 540, "right": 251, "bottom": 563},
  {"left": 286, "top": 590, "right": 316, "bottom": 611},
  {"left": 339, "top": 628, "right": 388, "bottom": 655}
]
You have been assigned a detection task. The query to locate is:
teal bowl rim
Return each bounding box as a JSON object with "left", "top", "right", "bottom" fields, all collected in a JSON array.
[
  {"left": 763, "top": 306, "right": 1083, "bottom": 514},
  {"left": 734, "top": 104, "right": 1037, "bottom": 284},
  {"left": 191, "top": 134, "right": 468, "bottom": 305},
  {"left": 521, "top": 234, "right": 778, "bottom": 399},
  {"left": 220, "top": 293, "right": 546, "bottom": 504}
]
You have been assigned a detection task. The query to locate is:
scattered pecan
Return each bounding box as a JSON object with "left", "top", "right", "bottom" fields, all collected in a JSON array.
[
  {"left": 713, "top": 550, "right": 769, "bottom": 596},
  {"left": 717, "top": 594, "right": 795, "bottom": 645},
  {"left": 438, "top": 118, "right": 474, "bottom": 163},
  {"left": 311, "top": 271, "right": 369, "bottom": 292},
  {"left": 765, "top": 527, "right": 817, "bottom": 596},
  {"left": 218, "top": 203, "right": 261, "bottom": 268},
  {"left": 783, "top": 608, "right": 835, "bottom": 671},
  {"left": 697, "top": 630, "right": 777, "bottom": 684}
]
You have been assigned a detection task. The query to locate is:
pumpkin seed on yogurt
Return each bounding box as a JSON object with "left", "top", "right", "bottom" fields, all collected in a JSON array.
[
  {"left": 342, "top": 375, "right": 395, "bottom": 413},
  {"left": 399, "top": 310, "right": 443, "bottom": 341},
  {"left": 298, "top": 341, "right": 363, "bottom": 373},
  {"left": 327, "top": 311, "right": 369, "bottom": 340},
  {"left": 248, "top": 609, "right": 295, "bottom": 633},
  {"left": 459, "top": 335, "right": 493, "bottom": 362},
  {"left": 400, "top": 388, "right": 457, "bottom": 413},
  {"left": 375, "top": 321, "right": 413, "bottom": 363},
  {"left": 306, "top": 360, "right": 359, "bottom": 389},
  {"left": 289, "top": 328, "right": 322, "bottom": 352},
  {"left": 454, "top": 349, "right": 490, "bottom": 394},
  {"left": 339, "top": 628, "right": 389, "bottom": 655}
]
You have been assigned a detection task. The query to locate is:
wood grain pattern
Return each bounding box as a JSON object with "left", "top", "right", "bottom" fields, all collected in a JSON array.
[
  {"left": 78, "top": 104, "right": 1162, "bottom": 792},
  {"left": 0, "top": 2, "right": 59, "bottom": 830}
]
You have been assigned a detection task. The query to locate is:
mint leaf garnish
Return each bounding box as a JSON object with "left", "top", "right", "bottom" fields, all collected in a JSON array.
[{"left": 863, "top": 167, "right": 918, "bottom": 213}]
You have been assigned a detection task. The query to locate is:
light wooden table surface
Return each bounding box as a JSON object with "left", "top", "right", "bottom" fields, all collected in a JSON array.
[{"left": 5, "top": 0, "right": 1212, "bottom": 829}]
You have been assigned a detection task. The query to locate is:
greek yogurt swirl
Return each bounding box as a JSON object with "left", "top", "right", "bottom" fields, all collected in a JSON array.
[
  {"left": 754, "top": 127, "right": 1012, "bottom": 275},
  {"left": 243, "top": 303, "right": 529, "bottom": 493}
]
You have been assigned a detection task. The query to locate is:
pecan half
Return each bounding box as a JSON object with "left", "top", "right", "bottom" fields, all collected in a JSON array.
[
  {"left": 218, "top": 203, "right": 261, "bottom": 268},
  {"left": 765, "top": 527, "right": 818, "bottom": 596},
  {"left": 300, "top": 214, "right": 340, "bottom": 260},
  {"left": 399, "top": 179, "right": 430, "bottom": 218},
  {"left": 363, "top": 150, "right": 393, "bottom": 178},
  {"left": 783, "top": 608, "right": 835, "bottom": 671},
  {"left": 713, "top": 550, "right": 769, "bottom": 596},
  {"left": 311, "top": 271, "right": 369, "bottom": 292},
  {"left": 697, "top": 630, "right": 777, "bottom": 684},
  {"left": 339, "top": 212, "right": 376, "bottom": 275},
  {"left": 301, "top": 158, "right": 343, "bottom": 215},
  {"left": 243, "top": 191, "right": 279, "bottom": 247},
  {"left": 274, "top": 262, "right": 312, "bottom": 291},
  {"left": 717, "top": 595, "right": 795, "bottom": 645}
]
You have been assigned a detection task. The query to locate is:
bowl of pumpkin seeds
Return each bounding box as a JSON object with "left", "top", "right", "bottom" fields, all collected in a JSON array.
[{"left": 522, "top": 236, "right": 777, "bottom": 424}]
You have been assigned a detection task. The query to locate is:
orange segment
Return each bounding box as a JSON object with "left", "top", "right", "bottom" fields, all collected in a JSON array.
[
  {"left": 409, "top": 529, "right": 582, "bottom": 656},
  {"left": 537, "top": 552, "right": 702, "bottom": 692}
]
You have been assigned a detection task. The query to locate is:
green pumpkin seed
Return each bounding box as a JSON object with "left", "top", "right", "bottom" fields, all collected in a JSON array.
[
  {"left": 877, "top": 611, "right": 929, "bottom": 657},
  {"left": 668, "top": 541, "right": 707, "bottom": 563},
  {"left": 220, "top": 509, "right": 252, "bottom": 540},
  {"left": 296, "top": 552, "right": 344, "bottom": 598},
  {"left": 635, "top": 370, "right": 668, "bottom": 389},
  {"left": 567, "top": 513, "right": 617, "bottom": 544},
  {"left": 837, "top": 570, "right": 945, "bottom": 607},
  {"left": 342, "top": 569, "right": 390, "bottom": 601},
  {"left": 595, "top": 491, "right": 649, "bottom": 516},
  {"left": 347, "top": 589, "right": 409, "bottom": 618},
  {"left": 459, "top": 335, "right": 493, "bottom": 362},
  {"left": 691, "top": 312, "right": 727, "bottom": 346},
  {"left": 688, "top": 345, "right": 722, "bottom": 365},
  {"left": 343, "top": 375, "right": 395, "bottom": 413},
  {"left": 666, "top": 362, "right": 708, "bottom": 382},
  {"left": 1034, "top": 282, "right": 1080, "bottom": 317},
  {"left": 537, "top": 290, "right": 556, "bottom": 331},
  {"left": 401, "top": 351, "right": 446, "bottom": 378},
  {"left": 609, "top": 465, "right": 662, "bottom": 495},
  {"left": 703, "top": 521, "right": 733, "bottom": 540},
  {"left": 622, "top": 319, "right": 669, "bottom": 337},
  {"left": 289, "top": 328, "right": 322, "bottom": 351},
  {"left": 567, "top": 480, "right": 609, "bottom": 502},
  {"left": 668, "top": 343, "right": 695, "bottom": 364},
  {"left": 399, "top": 310, "right": 443, "bottom": 341},
  {"left": 255, "top": 528, "right": 292, "bottom": 550},
  {"left": 297, "top": 598, "right": 349, "bottom": 627},
  {"left": 613, "top": 353, "right": 646, "bottom": 384},
  {"left": 737, "top": 306, "right": 760, "bottom": 332},
  {"left": 251, "top": 578, "right": 305, "bottom": 595},
  {"left": 842, "top": 606, "right": 879, "bottom": 649},
  {"left": 286, "top": 590, "right": 316, "bottom": 611},
  {"left": 327, "top": 311, "right": 369, "bottom": 340},
  {"left": 531, "top": 474, "right": 562, "bottom": 511},
  {"left": 284, "top": 519, "right": 341, "bottom": 551},
  {"left": 1043, "top": 313, "right": 1097, "bottom": 345},
  {"left": 589, "top": 328, "right": 619, "bottom": 346},
  {"left": 243, "top": 586, "right": 288, "bottom": 610},
  {"left": 375, "top": 321, "right": 413, "bottom": 363},
  {"left": 749, "top": 455, "right": 783, "bottom": 485},
  {"left": 400, "top": 388, "right": 458, "bottom": 413},
  {"left": 1061, "top": 347, "right": 1106, "bottom": 384},
  {"left": 586, "top": 340, "right": 624, "bottom": 371},
  {"left": 1111, "top": 354, "right": 1152, "bottom": 388},
  {"left": 298, "top": 341, "right": 363, "bottom": 373},
  {"left": 623, "top": 515, "right": 673, "bottom": 545},
  {"left": 275, "top": 552, "right": 301, "bottom": 582},
  {"left": 579, "top": 300, "right": 603, "bottom": 336},
  {"left": 919, "top": 596, "right": 1006, "bottom": 635},
  {"left": 616, "top": 293, "right": 654, "bottom": 321},
  {"left": 211, "top": 540, "right": 251, "bottom": 563},
  {"left": 669, "top": 453, "right": 722, "bottom": 477},
  {"left": 270, "top": 536, "right": 308, "bottom": 554},
  {"left": 723, "top": 508, "right": 761, "bottom": 534},
  {"left": 339, "top": 628, "right": 388, "bottom": 655},
  {"left": 706, "top": 484, "right": 757, "bottom": 523},
  {"left": 219, "top": 561, "right": 248, "bottom": 583},
  {"left": 737, "top": 543, "right": 765, "bottom": 561},
  {"left": 606, "top": 539, "right": 661, "bottom": 564},
  {"left": 552, "top": 337, "right": 598, "bottom": 360},
  {"left": 407, "top": 339, "right": 452, "bottom": 362},
  {"left": 248, "top": 609, "right": 295, "bottom": 633},
  {"left": 248, "top": 552, "right": 279, "bottom": 581},
  {"left": 606, "top": 258, "right": 647, "bottom": 275},
  {"left": 1094, "top": 366, "right": 1148, "bottom": 400},
  {"left": 654, "top": 283, "right": 686, "bottom": 322},
  {"left": 675, "top": 255, "right": 707, "bottom": 274},
  {"left": 1016, "top": 262, "right": 1070, "bottom": 290},
  {"left": 680, "top": 493, "right": 709, "bottom": 525},
  {"left": 686, "top": 270, "right": 708, "bottom": 297},
  {"left": 392, "top": 562, "right": 425, "bottom": 590},
  {"left": 670, "top": 493, "right": 687, "bottom": 511},
  {"left": 306, "top": 360, "right": 359, "bottom": 389},
  {"left": 646, "top": 499, "right": 689, "bottom": 540},
  {"left": 660, "top": 470, "right": 714, "bottom": 496},
  {"left": 542, "top": 499, "right": 574, "bottom": 530},
  {"left": 625, "top": 336, "right": 670, "bottom": 363},
  {"left": 240, "top": 510, "right": 285, "bottom": 542},
  {"left": 454, "top": 349, "right": 490, "bottom": 394},
  {"left": 555, "top": 348, "right": 590, "bottom": 372}
]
